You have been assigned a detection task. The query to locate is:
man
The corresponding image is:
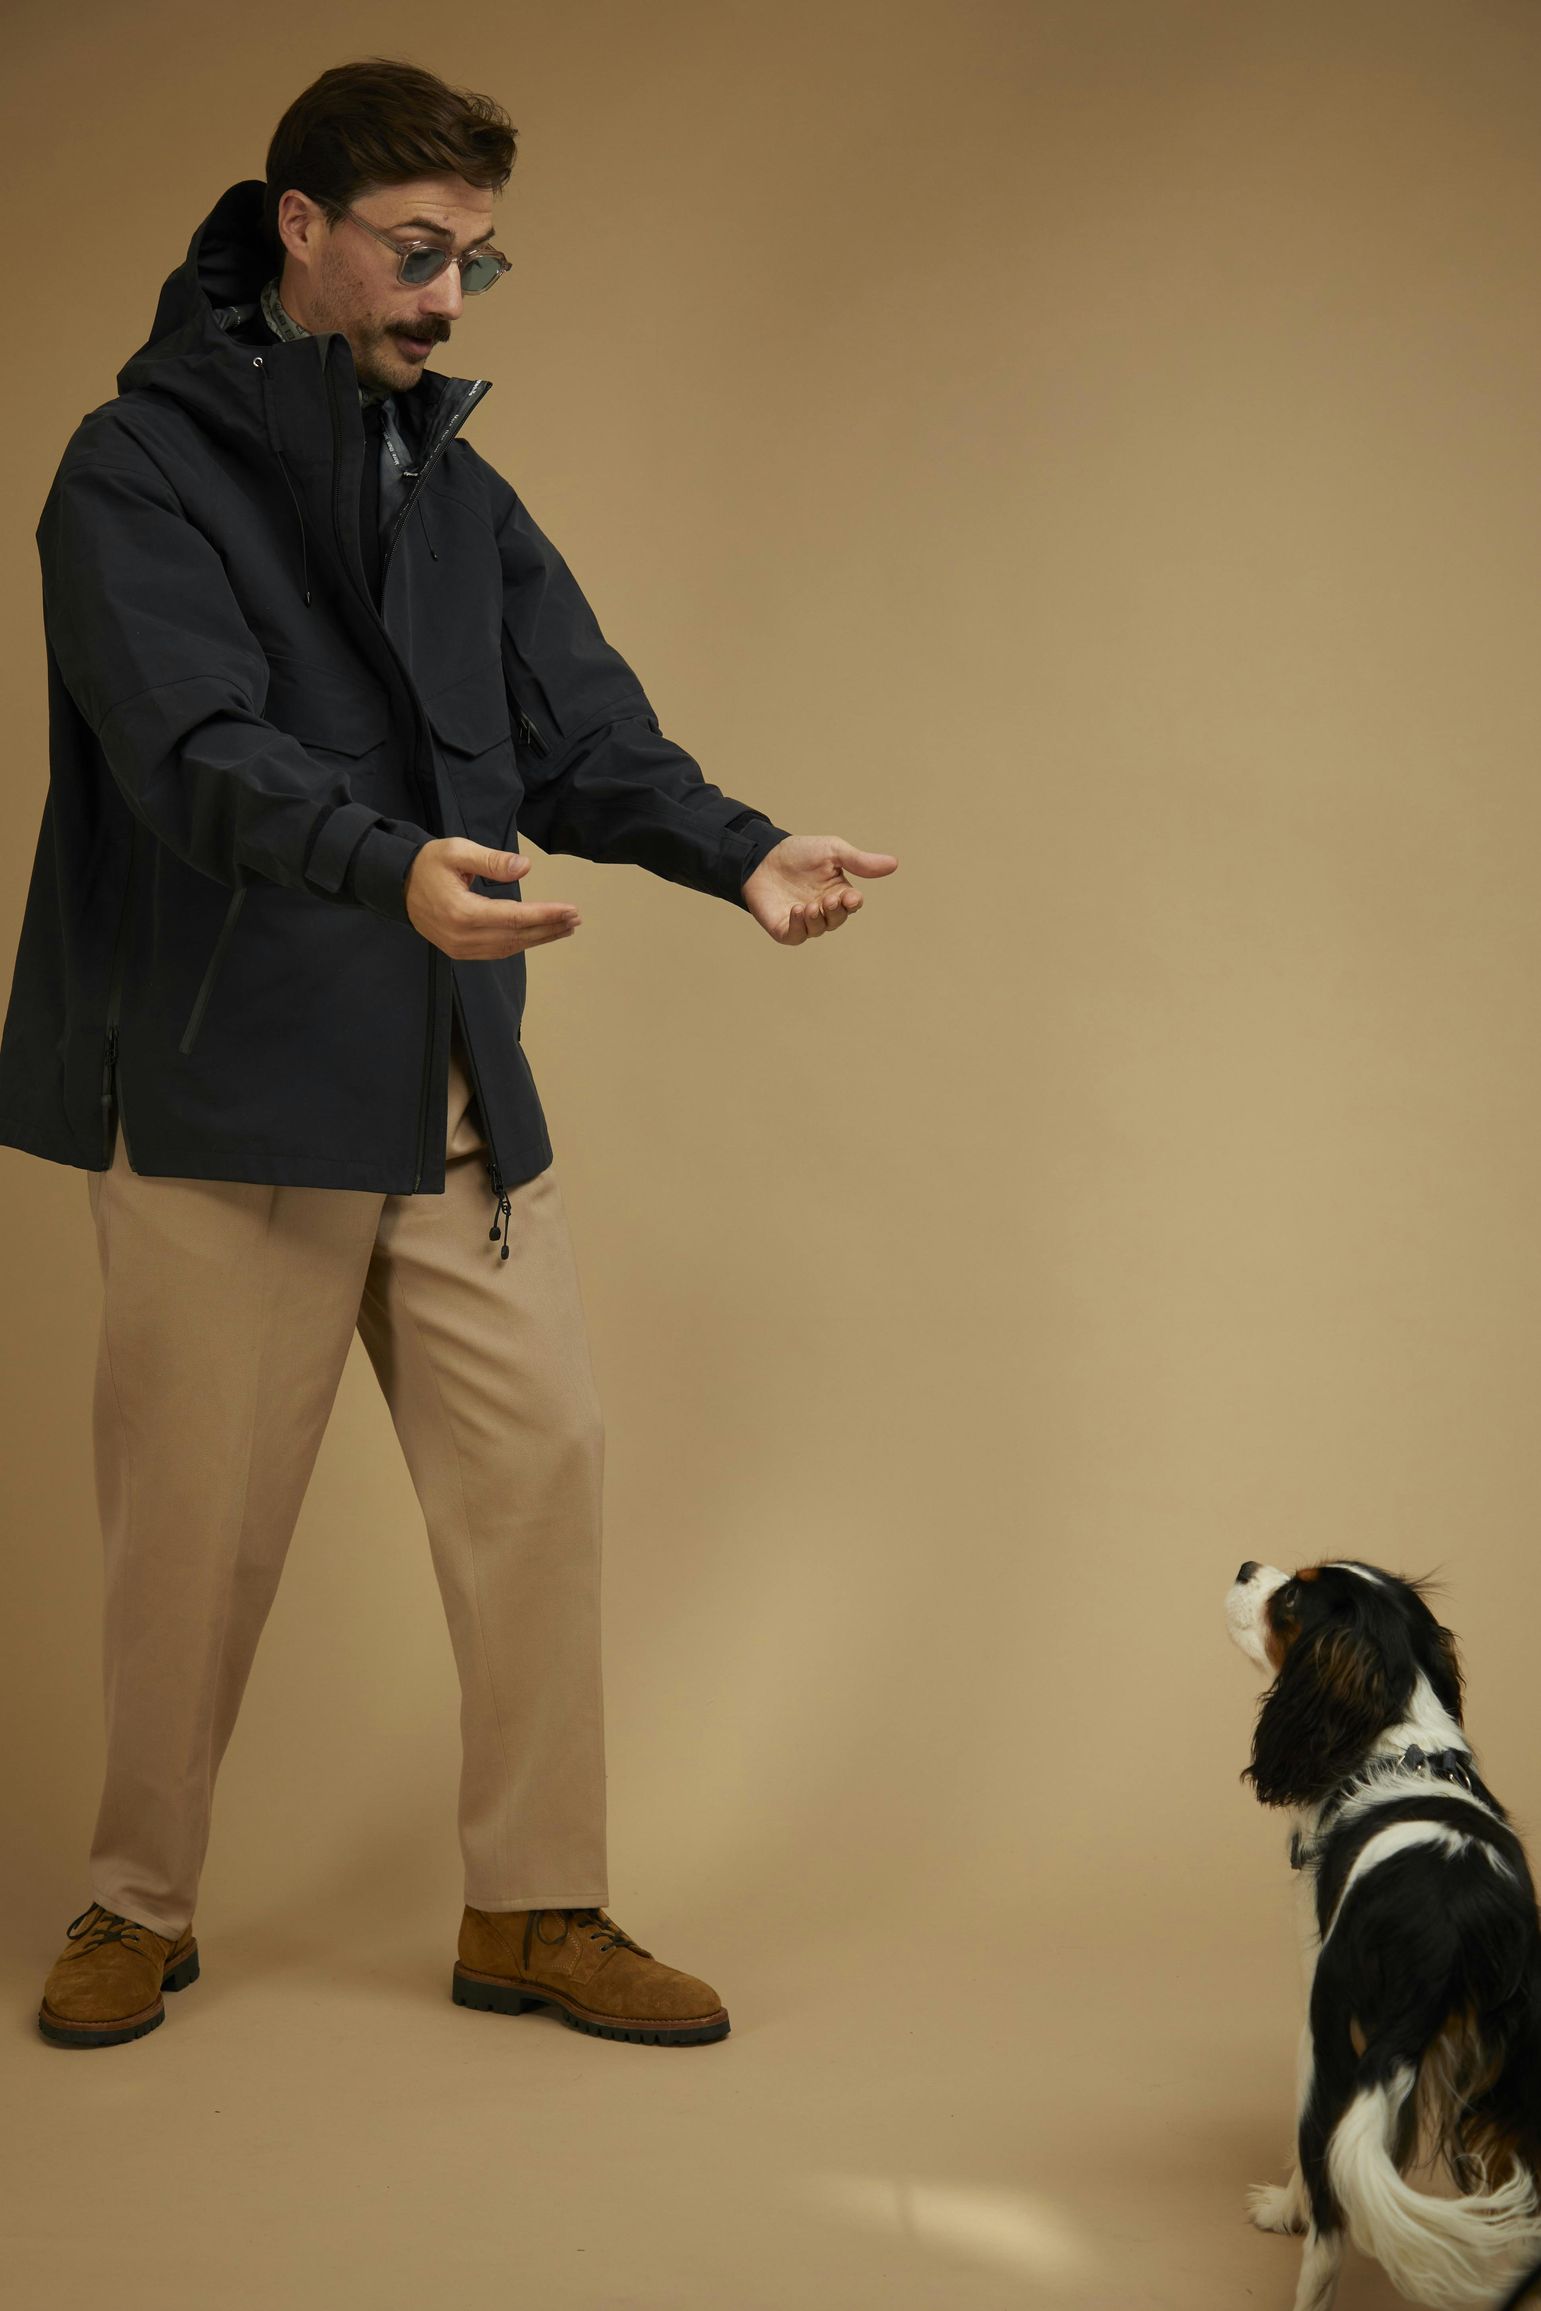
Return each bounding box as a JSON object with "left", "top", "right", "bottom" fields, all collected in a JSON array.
[{"left": 0, "top": 57, "right": 896, "bottom": 2052}]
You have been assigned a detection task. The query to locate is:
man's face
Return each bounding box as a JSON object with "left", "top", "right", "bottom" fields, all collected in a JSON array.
[{"left": 275, "top": 172, "right": 498, "bottom": 396}]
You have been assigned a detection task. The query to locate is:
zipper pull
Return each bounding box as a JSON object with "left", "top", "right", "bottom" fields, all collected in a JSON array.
[
  {"left": 484, "top": 1158, "right": 513, "bottom": 1258},
  {"left": 516, "top": 710, "right": 549, "bottom": 759}
]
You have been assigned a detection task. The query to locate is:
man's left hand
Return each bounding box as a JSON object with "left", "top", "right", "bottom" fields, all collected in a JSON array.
[{"left": 741, "top": 835, "right": 898, "bottom": 944}]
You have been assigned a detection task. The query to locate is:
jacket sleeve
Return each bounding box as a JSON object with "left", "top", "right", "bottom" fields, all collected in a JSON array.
[
  {"left": 37, "top": 435, "right": 435, "bottom": 926},
  {"left": 488, "top": 472, "right": 791, "bottom": 907}
]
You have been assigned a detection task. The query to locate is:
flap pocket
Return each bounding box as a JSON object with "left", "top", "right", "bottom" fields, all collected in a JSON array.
[
  {"left": 422, "top": 667, "right": 512, "bottom": 757},
  {"left": 263, "top": 657, "right": 392, "bottom": 756},
  {"left": 499, "top": 626, "right": 648, "bottom": 763},
  {"left": 419, "top": 665, "right": 519, "bottom": 846}
]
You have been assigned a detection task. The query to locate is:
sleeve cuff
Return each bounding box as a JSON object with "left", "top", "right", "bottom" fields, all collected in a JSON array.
[
  {"left": 343, "top": 825, "right": 436, "bottom": 924},
  {"left": 727, "top": 818, "right": 792, "bottom": 906}
]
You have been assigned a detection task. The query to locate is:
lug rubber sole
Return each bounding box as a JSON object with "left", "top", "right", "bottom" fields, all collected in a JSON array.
[
  {"left": 37, "top": 1940, "right": 200, "bottom": 2049},
  {"left": 450, "top": 1961, "right": 730, "bottom": 2045}
]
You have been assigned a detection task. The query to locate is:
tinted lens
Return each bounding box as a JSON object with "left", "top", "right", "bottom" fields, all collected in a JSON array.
[
  {"left": 399, "top": 248, "right": 449, "bottom": 287},
  {"left": 460, "top": 251, "right": 503, "bottom": 293}
]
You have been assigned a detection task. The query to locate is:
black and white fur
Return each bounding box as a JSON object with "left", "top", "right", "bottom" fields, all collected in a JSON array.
[{"left": 1227, "top": 1558, "right": 1541, "bottom": 2309}]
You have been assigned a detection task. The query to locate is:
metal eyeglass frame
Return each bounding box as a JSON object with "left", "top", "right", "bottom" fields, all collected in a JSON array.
[{"left": 317, "top": 199, "right": 512, "bottom": 293}]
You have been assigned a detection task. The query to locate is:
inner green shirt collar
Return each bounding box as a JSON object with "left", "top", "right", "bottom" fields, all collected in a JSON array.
[{"left": 260, "top": 276, "right": 390, "bottom": 409}]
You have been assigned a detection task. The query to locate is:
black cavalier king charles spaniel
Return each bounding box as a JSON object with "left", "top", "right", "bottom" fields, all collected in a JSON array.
[{"left": 1226, "top": 1559, "right": 1541, "bottom": 2310}]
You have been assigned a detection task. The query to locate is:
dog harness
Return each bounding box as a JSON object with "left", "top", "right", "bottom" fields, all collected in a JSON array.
[{"left": 1289, "top": 1743, "right": 1488, "bottom": 1871}]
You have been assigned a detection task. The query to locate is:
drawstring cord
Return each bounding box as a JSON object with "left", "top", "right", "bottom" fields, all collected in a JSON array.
[
  {"left": 275, "top": 448, "right": 312, "bottom": 606},
  {"left": 253, "top": 355, "right": 312, "bottom": 608}
]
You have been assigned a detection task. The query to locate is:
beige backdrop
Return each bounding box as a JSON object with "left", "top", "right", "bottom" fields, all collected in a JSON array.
[{"left": 4, "top": 3, "right": 1541, "bottom": 2306}]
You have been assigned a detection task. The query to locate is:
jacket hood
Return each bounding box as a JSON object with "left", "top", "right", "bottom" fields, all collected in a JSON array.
[
  {"left": 114, "top": 177, "right": 474, "bottom": 451},
  {"left": 118, "top": 179, "right": 275, "bottom": 386}
]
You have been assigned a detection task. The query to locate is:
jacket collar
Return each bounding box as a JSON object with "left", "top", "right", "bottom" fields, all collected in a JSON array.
[
  {"left": 114, "top": 178, "right": 491, "bottom": 463},
  {"left": 257, "top": 274, "right": 391, "bottom": 410}
]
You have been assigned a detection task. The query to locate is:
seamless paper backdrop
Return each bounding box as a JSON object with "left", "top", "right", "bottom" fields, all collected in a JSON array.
[{"left": 3, "top": 5, "right": 1541, "bottom": 2306}]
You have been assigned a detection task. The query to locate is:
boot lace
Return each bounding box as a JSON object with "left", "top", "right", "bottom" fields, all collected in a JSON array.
[
  {"left": 522, "top": 1905, "right": 648, "bottom": 1965},
  {"left": 63, "top": 1902, "right": 159, "bottom": 1961},
  {"left": 570, "top": 1906, "right": 646, "bottom": 1955}
]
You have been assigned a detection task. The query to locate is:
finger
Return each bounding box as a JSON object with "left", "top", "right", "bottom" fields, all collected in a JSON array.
[
  {"left": 457, "top": 896, "right": 579, "bottom": 932},
  {"left": 814, "top": 888, "right": 859, "bottom": 928},
  {"left": 452, "top": 923, "right": 580, "bottom": 957},
  {"left": 449, "top": 907, "right": 581, "bottom": 950},
  {"left": 448, "top": 843, "right": 528, "bottom": 884},
  {"left": 829, "top": 844, "right": 899, "bottom": 877},
  {"left": 453, "top": 921, "right": 579, "bottom": 959},
  {"left": 501, "top": 916, "right": 582, "bottom": 951},
  {"left": 505, "top": 918, "right": 581, "bottom": 950}
]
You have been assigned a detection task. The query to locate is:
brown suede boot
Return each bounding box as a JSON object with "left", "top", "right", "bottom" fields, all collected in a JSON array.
[
  {"left": 38, "top": 1901, "right": 200, "bottom": 2049},
  {"left": 453, "top": 1905, "right": 730, "bottom": 2044}
]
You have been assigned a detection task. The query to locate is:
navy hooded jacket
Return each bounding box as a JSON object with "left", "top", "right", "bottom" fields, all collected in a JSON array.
[{"left": 0, "top": 178, "right": 791, "bottom": 1229}]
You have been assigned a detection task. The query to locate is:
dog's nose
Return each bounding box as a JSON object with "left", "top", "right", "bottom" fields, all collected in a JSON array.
[{"left": 1236, "top": 1560, "right": 1261, "bottom": 1584}]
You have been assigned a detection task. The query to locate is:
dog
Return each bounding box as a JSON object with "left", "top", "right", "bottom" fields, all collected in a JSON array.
[{"left": 1226, "top": 1558, "right": 1541, "bottom": 2309}]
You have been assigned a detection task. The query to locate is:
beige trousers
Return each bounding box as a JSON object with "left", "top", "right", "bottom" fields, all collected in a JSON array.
[{"left": 83, "top": 1015, "right": 608, "bottom": 1937}]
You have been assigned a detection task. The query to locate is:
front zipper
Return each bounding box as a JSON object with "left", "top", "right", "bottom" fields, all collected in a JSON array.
[
  {"left": 322, "top": 350, "right": 498, "bottom": 1198},
  {"left": 178, "top": 885, "right": 248, "bottom": 1056},
  {"left": 381, "top": 378, "right": 492, "bottom": 569},
  {"left": 100, "top": 1028, "right": 135, "bottom": 1171},
  {"left": 452, "top": 978, "right": 513, "bottom": 1260},
  {"left": 100, "top": 818, "right": 140, "bottom": 1167}
]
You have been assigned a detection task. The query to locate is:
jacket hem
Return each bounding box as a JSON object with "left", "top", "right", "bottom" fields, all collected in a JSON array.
[
  {"left": 0, "top": 1130, "right": 555, "bottom": 1196},
  {"left": 0, "top": 1120, "right": 99, "bottom": 1170}
]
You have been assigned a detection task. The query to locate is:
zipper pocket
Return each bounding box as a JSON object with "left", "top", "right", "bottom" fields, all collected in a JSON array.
[
  {"left": 500, "top": 626, "right": 558, "bottom": 761},
  {"left": 179, "top": 885, "right": 248, "bottom": 1056},
  {"left": 514, "top": 704, "right": 549, "bottom": 758}
]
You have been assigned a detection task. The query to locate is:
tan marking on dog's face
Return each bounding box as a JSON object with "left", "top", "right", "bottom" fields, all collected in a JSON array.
[
  {"left": 1260, "top": 1562, "right": 1335, "bottom": 1667},
  {"left": 1262, "top": 1575, "right": 1308, "bottom": 1670}
]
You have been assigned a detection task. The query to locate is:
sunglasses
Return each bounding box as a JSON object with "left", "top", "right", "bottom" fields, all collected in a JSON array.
[{"left": 318, "top": 198, "right": 512, "bottom": 293}]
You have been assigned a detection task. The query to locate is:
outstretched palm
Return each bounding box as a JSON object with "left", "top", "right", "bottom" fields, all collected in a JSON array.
[{"left": 741, "top": 834, "right": 898, "bottom": 944}]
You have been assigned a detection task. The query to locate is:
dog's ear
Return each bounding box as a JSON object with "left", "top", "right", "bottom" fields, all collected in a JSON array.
[
  {"left": 1243, "top": 1618, "right": 1414, "bottom": 1808},
  {"left": 1429, "top": 1619, "right": 1464, "bottom": 1724},
  {"left": 1406, "top": 1579, "right": 1465, "bottom": 1726}
]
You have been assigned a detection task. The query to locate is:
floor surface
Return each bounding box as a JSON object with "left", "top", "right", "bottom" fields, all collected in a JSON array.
[{"left": 3, "top": 1896, "right": 1433, "bottom": 2309}]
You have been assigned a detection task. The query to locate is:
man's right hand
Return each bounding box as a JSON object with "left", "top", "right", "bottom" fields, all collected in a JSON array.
[{"left": 402, "top": 837, "right": 581, "bottom": 958}]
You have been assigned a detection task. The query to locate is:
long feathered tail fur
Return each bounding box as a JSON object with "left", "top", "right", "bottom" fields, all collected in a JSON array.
[{"left": 1327, "top": 2067, "right": 1541, "bottom": 2307}]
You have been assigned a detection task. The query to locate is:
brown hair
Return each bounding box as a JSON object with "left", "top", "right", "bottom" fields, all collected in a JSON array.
[{"left": 263, "top": 56, "right": 517, "bottom": 264}]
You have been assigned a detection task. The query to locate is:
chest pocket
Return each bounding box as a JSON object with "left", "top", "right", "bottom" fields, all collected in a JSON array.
[
  {"left": 261, "top": 658, "right": 396, "bottom": 794},
  {"left": 420, "top": 664, "right": 521, "bottom": 848}
]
